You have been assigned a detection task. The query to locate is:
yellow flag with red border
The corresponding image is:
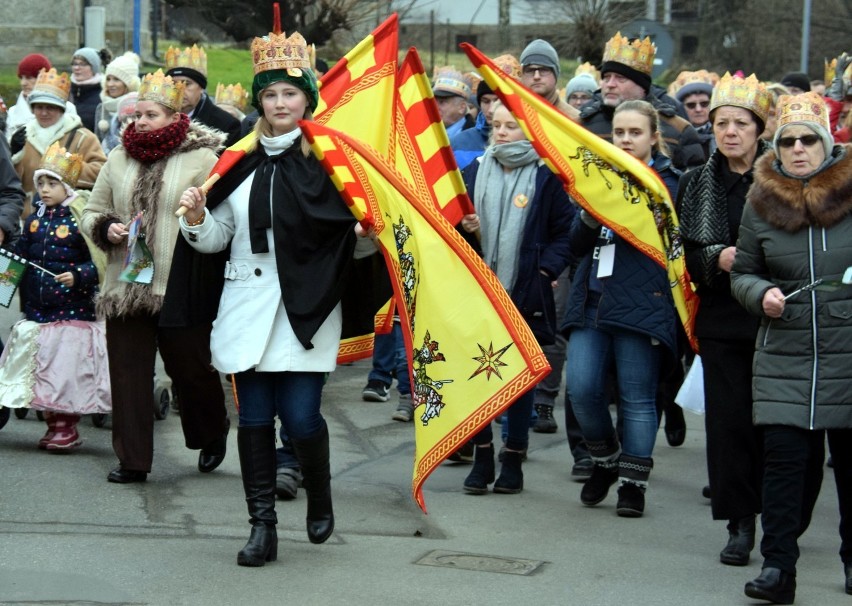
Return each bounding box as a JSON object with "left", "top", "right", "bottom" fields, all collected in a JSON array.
[
  {"left": 301, "top": 121, "right": 551, "bottom": 512},
  {"left": 461, "top": 43, "right": 698, "bottom": 350}
]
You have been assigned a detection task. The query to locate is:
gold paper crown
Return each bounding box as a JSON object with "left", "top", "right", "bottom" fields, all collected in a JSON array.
[
  {"left": 670, "top": 69, "right": 719, "bottom": 97},
  {"left": 602, "top": 33, "right": 656, "bottom": 76},
  {"left": 575, "top": 62, "right": 601, "bottom": 83},
  {"left": 39, "top": 142, "right": 83, "bottom": 188},
  {"left": 32, "top": 68, "right": 71, "bottom": 102},
  {"left": 710, "top": 72, "right": 772, "bottom": 123},
  {"left": 824, "top": 57, "right": 852, "bottom": 87},
  {"left": 251, "top": 31, "right": 311, "bottom": 76},
  {"left": 432, "top": 66, "right": 472, "bottom": 98},
  {"left": 776, "top": 91, "right": 830, "bottom": 132},
  {"left": 465, "top": 70, "right": 483, "bottom": 91},
  {"left": 493, "top": 54, "right": 522, "bottom": 80},
  {"left": 138, "top": 69, "right": 185, "bottom": 112},
  {"left": 164, "top": 44, "right": 207, "bottom": 76},
  {"left": 214, "top": 83, "right": 250, "bottom": 111}
]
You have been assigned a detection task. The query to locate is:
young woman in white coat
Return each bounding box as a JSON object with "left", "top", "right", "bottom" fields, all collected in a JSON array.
[{"left": 177, "top": 29, "right": 382, "bottom": 567}]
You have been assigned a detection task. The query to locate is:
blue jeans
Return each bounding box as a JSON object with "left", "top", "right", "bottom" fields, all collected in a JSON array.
[
  {"left": 368, "top": 322, "right": 411, "bottom": 396},
  {"left": 474, "top": 389, "right": 535, "bottom": 452},
  {"left": 565, "top": 309, "right": 661, "bottom": 459},
  {"left": 233, "top": 370, "right": 325, "bottom": 440}
]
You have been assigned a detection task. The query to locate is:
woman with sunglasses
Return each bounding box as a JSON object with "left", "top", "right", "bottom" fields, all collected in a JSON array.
[
  {"left": 731, "top": 92, "right": 852, "bottom": 604},
  {"left": 678, "top": 73, "right": 773, "bottom": 568}
]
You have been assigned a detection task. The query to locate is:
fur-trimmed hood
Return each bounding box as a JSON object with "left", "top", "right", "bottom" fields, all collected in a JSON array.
[
  {"left": 749, "top": 145, "right": 852, "bottom": 232},
  {"left": 175, "top": 119, "right": 227, "bottom": 155}
]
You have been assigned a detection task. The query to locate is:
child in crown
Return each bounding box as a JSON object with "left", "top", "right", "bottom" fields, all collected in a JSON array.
[{"left": 0, "top": 142, "right": 110, "bottom": 451}]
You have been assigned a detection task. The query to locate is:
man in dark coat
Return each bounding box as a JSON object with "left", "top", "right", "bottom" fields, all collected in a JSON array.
[
  {"left": 579, "top": 34, "right": 705, "bottom": 170},
  {"left": 166, "top": 46, "right": 241, "bottom": 148}
]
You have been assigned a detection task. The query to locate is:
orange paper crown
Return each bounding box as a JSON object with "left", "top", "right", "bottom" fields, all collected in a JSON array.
[
  {"left": 32, "top": 68, "right": 71, "bottom": 102},
  {"left": 602, "top": 33, "right": 656, "bottom": 76},
  {"left": 39, "top": 142, "right": 83, "bottom": 187},
  {"left": 251, "top": 31, "right": 311, "bottom": 76},
  {"left": 214, "top": 82, "right": 250, "bottom": 111},
  {"left": 776, "top": 91, "right": 830, "bottom": 131},
  {"left": 165, "top": 44, "right": 208, "bottom": 76},
  {"left": 493, "top": 54, "right": 522, "bottom": 80},
  {"left": 710, "top": 72, "right": 772, "bottom": 123},
  {"left": 138, "top": 69, "right": 186, "bottom": 112}
]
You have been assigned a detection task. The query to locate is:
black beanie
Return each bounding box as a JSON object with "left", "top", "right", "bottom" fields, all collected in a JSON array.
[
  {"left": 780, "top": 72, "right": 810, "bottom": 92},
  {"left": 166, "top": 67, "right": 208, "bottom": 90},
  {"left": 476, "top": 80, "right": 493, "bottom": 106},
  {"left": 601, "top": 61, "right": 651, "bottom": 93}
]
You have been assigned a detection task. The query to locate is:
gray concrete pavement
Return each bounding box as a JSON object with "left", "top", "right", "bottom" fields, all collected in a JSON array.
[{"left": 0, "top": 302, "right": 847, "bottom": 605}]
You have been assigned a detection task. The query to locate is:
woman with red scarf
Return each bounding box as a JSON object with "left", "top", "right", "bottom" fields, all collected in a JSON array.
[{"left": 81, "top": 69, "right": 231, "bottom": 484}]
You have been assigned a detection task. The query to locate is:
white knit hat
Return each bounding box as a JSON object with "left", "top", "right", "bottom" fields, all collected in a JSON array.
[{"left": 105, "top": 53, "right": 141, "bottom": 92}]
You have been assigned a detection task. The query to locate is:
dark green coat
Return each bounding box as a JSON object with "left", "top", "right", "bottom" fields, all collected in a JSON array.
[{"left": 731, "top": 146, "right": 852, "bottom": 430}]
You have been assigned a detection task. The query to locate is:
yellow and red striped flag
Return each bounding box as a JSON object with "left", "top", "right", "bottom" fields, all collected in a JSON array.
[
  {"left": 393, "top": 48, "right": 473, "bottom": 225},
  {"left": 301, "top": 121, "right": 551, "bottom": 512},
  {"left": 316, "top": 13, "right": 399, "bottom": 158},
  {"left": 461, "top": 43, "right": 699, "bottom": 350}
]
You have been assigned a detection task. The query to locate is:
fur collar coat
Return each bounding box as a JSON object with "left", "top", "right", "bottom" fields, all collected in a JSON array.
[
  {"left": 80, "top": 121, "right": 225, "bottom": 320},
  {"left": 731, "top": 144, "right": 852, "bottom": 429}
]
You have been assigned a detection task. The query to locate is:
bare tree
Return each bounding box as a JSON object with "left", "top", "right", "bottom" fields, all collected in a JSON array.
[
  {"left": 165, "top": 0, "right": 406, "bottom": 46},
  {"left": 520, "top": 0, "right": 645, "bottom": 64},
  {"left": 689, "top": 0, "right": 852, "bottom": 80}
]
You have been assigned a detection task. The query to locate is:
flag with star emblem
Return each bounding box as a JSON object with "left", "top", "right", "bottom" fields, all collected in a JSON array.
[
  {"left": 301, "top": 121, "right": 550, "bottom": 512},
  {"left": 461, "top": 43, "right": 698, "bottom": 350}
]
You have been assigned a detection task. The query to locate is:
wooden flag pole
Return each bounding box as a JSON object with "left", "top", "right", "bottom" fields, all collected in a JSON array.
[{"left": 174, "top": 173, "right": 221, "bottom": 217}]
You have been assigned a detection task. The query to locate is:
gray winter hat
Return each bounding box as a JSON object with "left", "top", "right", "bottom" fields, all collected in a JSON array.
[
  {"left": 73, "top": 47, "right": 102, "bottom": 74},
  {"left": 520, "top": 39, "right": 560, "bottom": 79},
  {"left": 566, "top": 73, "right": 598, "bottom": 98}
]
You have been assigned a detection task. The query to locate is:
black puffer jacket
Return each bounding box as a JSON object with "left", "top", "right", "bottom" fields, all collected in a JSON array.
[
  {"left": 580, "top": 88, "right": 705, "bottom": 170},
  {"left": 71, "top": 81, "right": 102, "bottom": 132}
]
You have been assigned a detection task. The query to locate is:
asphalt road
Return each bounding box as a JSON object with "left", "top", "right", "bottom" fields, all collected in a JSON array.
[{"left": 0, "top": 299, "right": 847, "bottom": 606}]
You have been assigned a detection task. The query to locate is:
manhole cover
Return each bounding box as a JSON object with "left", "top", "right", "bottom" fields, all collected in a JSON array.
[{"left": 414, "top": 549, "right": 546, "bottom": 575}]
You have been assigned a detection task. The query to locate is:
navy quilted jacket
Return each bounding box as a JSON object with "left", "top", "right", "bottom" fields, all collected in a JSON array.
[
  {"left": 560, "top": 153, "right": 679, "bottom": 356},
  {"left": 15, "top": 204, "right": 98, "bottom": 322}
]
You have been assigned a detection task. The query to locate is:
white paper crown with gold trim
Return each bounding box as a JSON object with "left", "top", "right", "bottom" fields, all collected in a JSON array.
[
  {"left": 138, "top": 69, "right": 186, "bottom": 112},
  {"left": 432, "top": 66, "right": 472, "bottom": 98}
]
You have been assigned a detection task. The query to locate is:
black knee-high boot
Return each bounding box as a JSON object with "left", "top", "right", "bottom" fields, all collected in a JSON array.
[
  {"left": 237, "top": 425, "right": 278, "bottom": 566},
  {"left": 292, "top": 423, "right": 334, "bottom": 544}
]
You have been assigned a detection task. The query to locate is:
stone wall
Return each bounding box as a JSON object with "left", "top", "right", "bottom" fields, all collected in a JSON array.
[{"left": 0, "top": 0, "right": 153, "bottom": 70}]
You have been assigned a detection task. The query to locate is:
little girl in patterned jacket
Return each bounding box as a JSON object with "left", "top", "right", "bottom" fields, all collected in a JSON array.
[{"left": 0, "top": 142, "right": 109, "bottom": 451}]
